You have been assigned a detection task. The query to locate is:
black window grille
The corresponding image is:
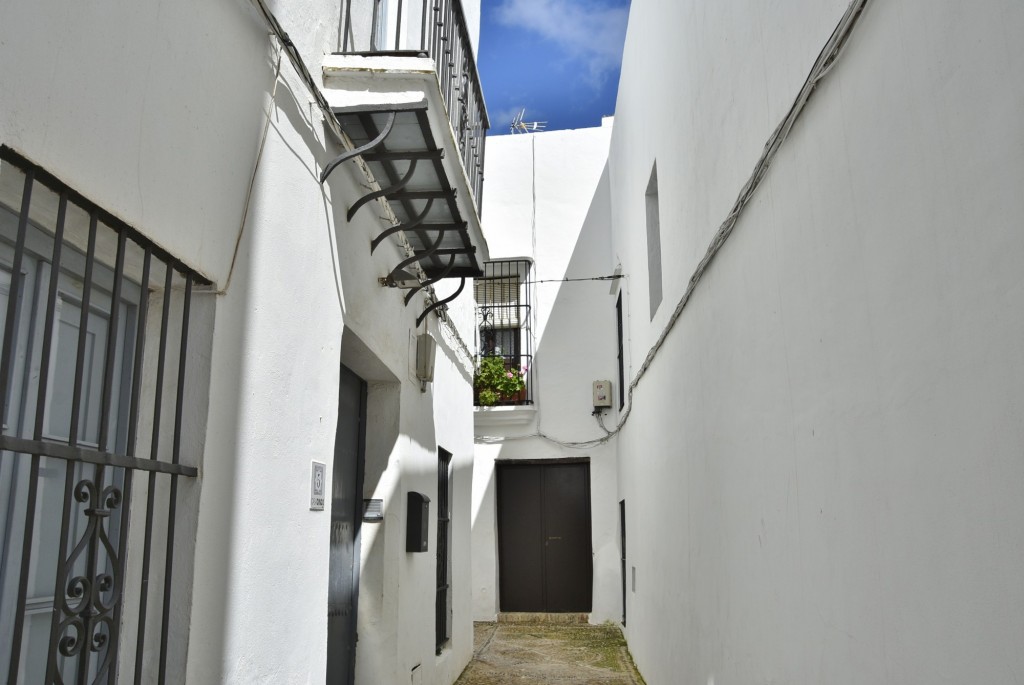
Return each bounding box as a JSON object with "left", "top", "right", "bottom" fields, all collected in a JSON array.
[
  {"left": 435, "top": 448, "right": 452, "bottom": 654},
  {"left": 0, "top": 146, "right": 209, "bottom": 684},
  {"left": 474, "top": 260, "right": 533, "bottom": 406}
]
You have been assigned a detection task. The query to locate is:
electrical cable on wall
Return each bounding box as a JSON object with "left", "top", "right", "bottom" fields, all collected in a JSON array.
[
  {"left": 217, "top": 40, "right": 284, "bottom": 296},
  {"left": 477, "top": 0, "right": 872, "bottom": 449},
  {"left": 521, "top": 275, "right": 623, "bottom": 285},
  {"left": 248, "top": 0, "right": 344, "bottom": 144}
]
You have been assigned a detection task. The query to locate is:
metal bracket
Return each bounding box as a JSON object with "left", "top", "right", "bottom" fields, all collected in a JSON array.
[
  {"left": 319, "top": 111, "right": 397, "bottom": 184},
  {"left": 385, "top": 230, "right": 445, "bottom": 286},
  {"left": 404, "top": 253, "right": 457, "bottom": 305},
  {"left": 373, "top": 220, "right": 467, "bottom": 256},
  {"left": 416, "top": 277, "right": 466, "bottom": 327},
  {"left": 346, "top": 158, "right": 419, "bottom": 221},
  {"left": 370, "top": 200, "right": 434, "bottom": 253}
]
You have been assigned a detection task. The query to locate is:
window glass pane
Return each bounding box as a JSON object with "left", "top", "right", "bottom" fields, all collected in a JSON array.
[
  {"left": 479, "top": 328, "right": 519, "bottom": 359},
  {"left": 475, "top": 275, "right": 521, "bottom": 327}
]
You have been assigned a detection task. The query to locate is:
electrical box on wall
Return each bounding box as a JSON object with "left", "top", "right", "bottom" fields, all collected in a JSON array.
[
  {"left": 406, "top": 491, "right": 430, "bottom": 553},
  {"left": 593, "top": 380, "right": 613, "bottom": 408}
]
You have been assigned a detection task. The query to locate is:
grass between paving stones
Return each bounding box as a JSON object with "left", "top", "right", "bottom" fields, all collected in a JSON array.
[
  {"left": 458, "top": 622, "right": 646, "bottom": 685},
  {"left": 523, "top": 624, "right": 629, "bottom": 672}
]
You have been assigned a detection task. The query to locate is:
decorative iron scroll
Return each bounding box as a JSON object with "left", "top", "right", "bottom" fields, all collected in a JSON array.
[{"left": 48, "top": 475, "right": 123, "bottom": 684}]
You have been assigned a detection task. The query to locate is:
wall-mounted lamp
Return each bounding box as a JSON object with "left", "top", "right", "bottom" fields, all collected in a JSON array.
[{"left": 416, "top": 333, "right": 436, "bottom": 392}]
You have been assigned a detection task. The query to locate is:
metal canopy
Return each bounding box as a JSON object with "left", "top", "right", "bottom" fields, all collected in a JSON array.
[{"left": 321, "top": 106, "right": 482, "bottom": 299}]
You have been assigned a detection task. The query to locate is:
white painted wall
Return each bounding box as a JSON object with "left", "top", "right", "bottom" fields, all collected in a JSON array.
[
  {"left": 0, "top": 1, "right": 482, "bottom": 683},
  {"left": 606, "top": 0, "right": 1024, "bottom": 683},
  {"left": 472, "top": 123, "right": 624, "bottom": 624}
]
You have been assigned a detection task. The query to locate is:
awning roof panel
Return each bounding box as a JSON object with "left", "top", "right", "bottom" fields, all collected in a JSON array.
[{"left": 326, "top": 107, "right": 481, "bottom": 281}]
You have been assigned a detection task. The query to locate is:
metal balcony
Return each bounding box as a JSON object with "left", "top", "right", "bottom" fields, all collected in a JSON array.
[
  {"left": 474, "top": 259, "right": 534, "bottom": 407},
  {"left": 334, "top": 0, "right": 488, "bottom": 212}
]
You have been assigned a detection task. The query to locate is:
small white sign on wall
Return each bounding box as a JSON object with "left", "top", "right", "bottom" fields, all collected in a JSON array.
[{"left": 310, "top": 461, "right": 326, "bottom": 511}]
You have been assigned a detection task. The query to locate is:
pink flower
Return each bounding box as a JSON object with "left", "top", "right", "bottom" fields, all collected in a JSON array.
[{"left": 506, "top": 371, "right": 514, "bottom": 378}]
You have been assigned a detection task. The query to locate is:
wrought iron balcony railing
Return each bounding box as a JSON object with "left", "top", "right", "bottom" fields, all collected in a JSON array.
[
  {"left": 474, "top": 259, "right": 533, "bottom": 407},
  {"left": 337, "top": 0, "right": 489, "bottom": 211}
]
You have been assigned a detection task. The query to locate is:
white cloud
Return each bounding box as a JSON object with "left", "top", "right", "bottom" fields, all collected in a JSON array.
[{"left": 495, "top": 0, "right": 629, "bottom": 87}]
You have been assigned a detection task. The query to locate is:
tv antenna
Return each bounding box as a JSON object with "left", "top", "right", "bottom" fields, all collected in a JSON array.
[{"left": 510, "top": 109, "right": 546, "bottom": 134}]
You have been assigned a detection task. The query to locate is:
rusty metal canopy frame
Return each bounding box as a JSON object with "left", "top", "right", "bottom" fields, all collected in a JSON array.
[{"left": 320, "top": 105, "right": 481, "bottom": 326}]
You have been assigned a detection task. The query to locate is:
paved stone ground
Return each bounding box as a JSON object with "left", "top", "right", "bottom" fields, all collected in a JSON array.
[{"left": 455, "top": 622, "right": 646, "bottom": 685}]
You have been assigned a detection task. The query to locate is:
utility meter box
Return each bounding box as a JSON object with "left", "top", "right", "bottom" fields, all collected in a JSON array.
[
  {"left": 406, "top": 491, "right": 430, "bottom": 553},
  {"left": 593, "top": 380, "right": 613, "bottom": 408}
]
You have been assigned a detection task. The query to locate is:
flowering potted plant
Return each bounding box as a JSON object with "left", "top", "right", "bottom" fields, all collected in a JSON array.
[{"left": 474, "top": 355, "right": 527, "bottom": 406}]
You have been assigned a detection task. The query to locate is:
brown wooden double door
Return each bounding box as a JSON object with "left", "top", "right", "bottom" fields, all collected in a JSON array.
[{"left": 497, "top": 461, "right": 593, "bottom": 612}]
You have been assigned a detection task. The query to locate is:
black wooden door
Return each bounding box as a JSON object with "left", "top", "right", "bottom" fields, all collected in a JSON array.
[
  {"left": 497, "top": 462, "right": 593, "bottom": 612},
  {"left": 326, "top": 365, "right": 366, "bottom": 685}
]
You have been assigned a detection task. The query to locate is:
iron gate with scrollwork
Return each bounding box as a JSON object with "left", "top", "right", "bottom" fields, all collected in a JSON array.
[{"left": 0, "top": 146, "right": 207, "bottom": 684}]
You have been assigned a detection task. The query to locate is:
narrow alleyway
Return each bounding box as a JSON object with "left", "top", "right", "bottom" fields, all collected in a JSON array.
[{"left": 455, "top": 621, "right": 645, "bottom": 684}]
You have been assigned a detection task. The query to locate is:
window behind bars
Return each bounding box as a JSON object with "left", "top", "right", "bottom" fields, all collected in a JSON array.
[
  {"left": 0, "top": 147, "right": 211, "bottom": 685},
  {"left": 474, "top": 259, "right": 533, "bottom": 406}
]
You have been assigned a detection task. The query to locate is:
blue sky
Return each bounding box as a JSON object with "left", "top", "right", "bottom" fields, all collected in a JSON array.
[{"left": 478, "top": 0, "right": 631, "bottom": 135}]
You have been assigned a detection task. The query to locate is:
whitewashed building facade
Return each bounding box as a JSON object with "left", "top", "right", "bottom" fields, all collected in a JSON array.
[
  {"left": 474, "top": 0, "right": 1024, "bottom": 683},
  {"left": 0, "top": 0, "right": 488, "bottom": 684},
  {"left": 468, "top": 121, "right": 624, "bottom": 624}
]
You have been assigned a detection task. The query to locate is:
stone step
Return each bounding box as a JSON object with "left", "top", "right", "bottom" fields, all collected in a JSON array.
[{"left": 497, "top": 612, "right": 589, "bottom": 624}]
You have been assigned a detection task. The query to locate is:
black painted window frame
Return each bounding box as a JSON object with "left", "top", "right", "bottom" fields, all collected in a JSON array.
[{"left": 435, "top": 447, "right": 453, "bottom": 654}]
